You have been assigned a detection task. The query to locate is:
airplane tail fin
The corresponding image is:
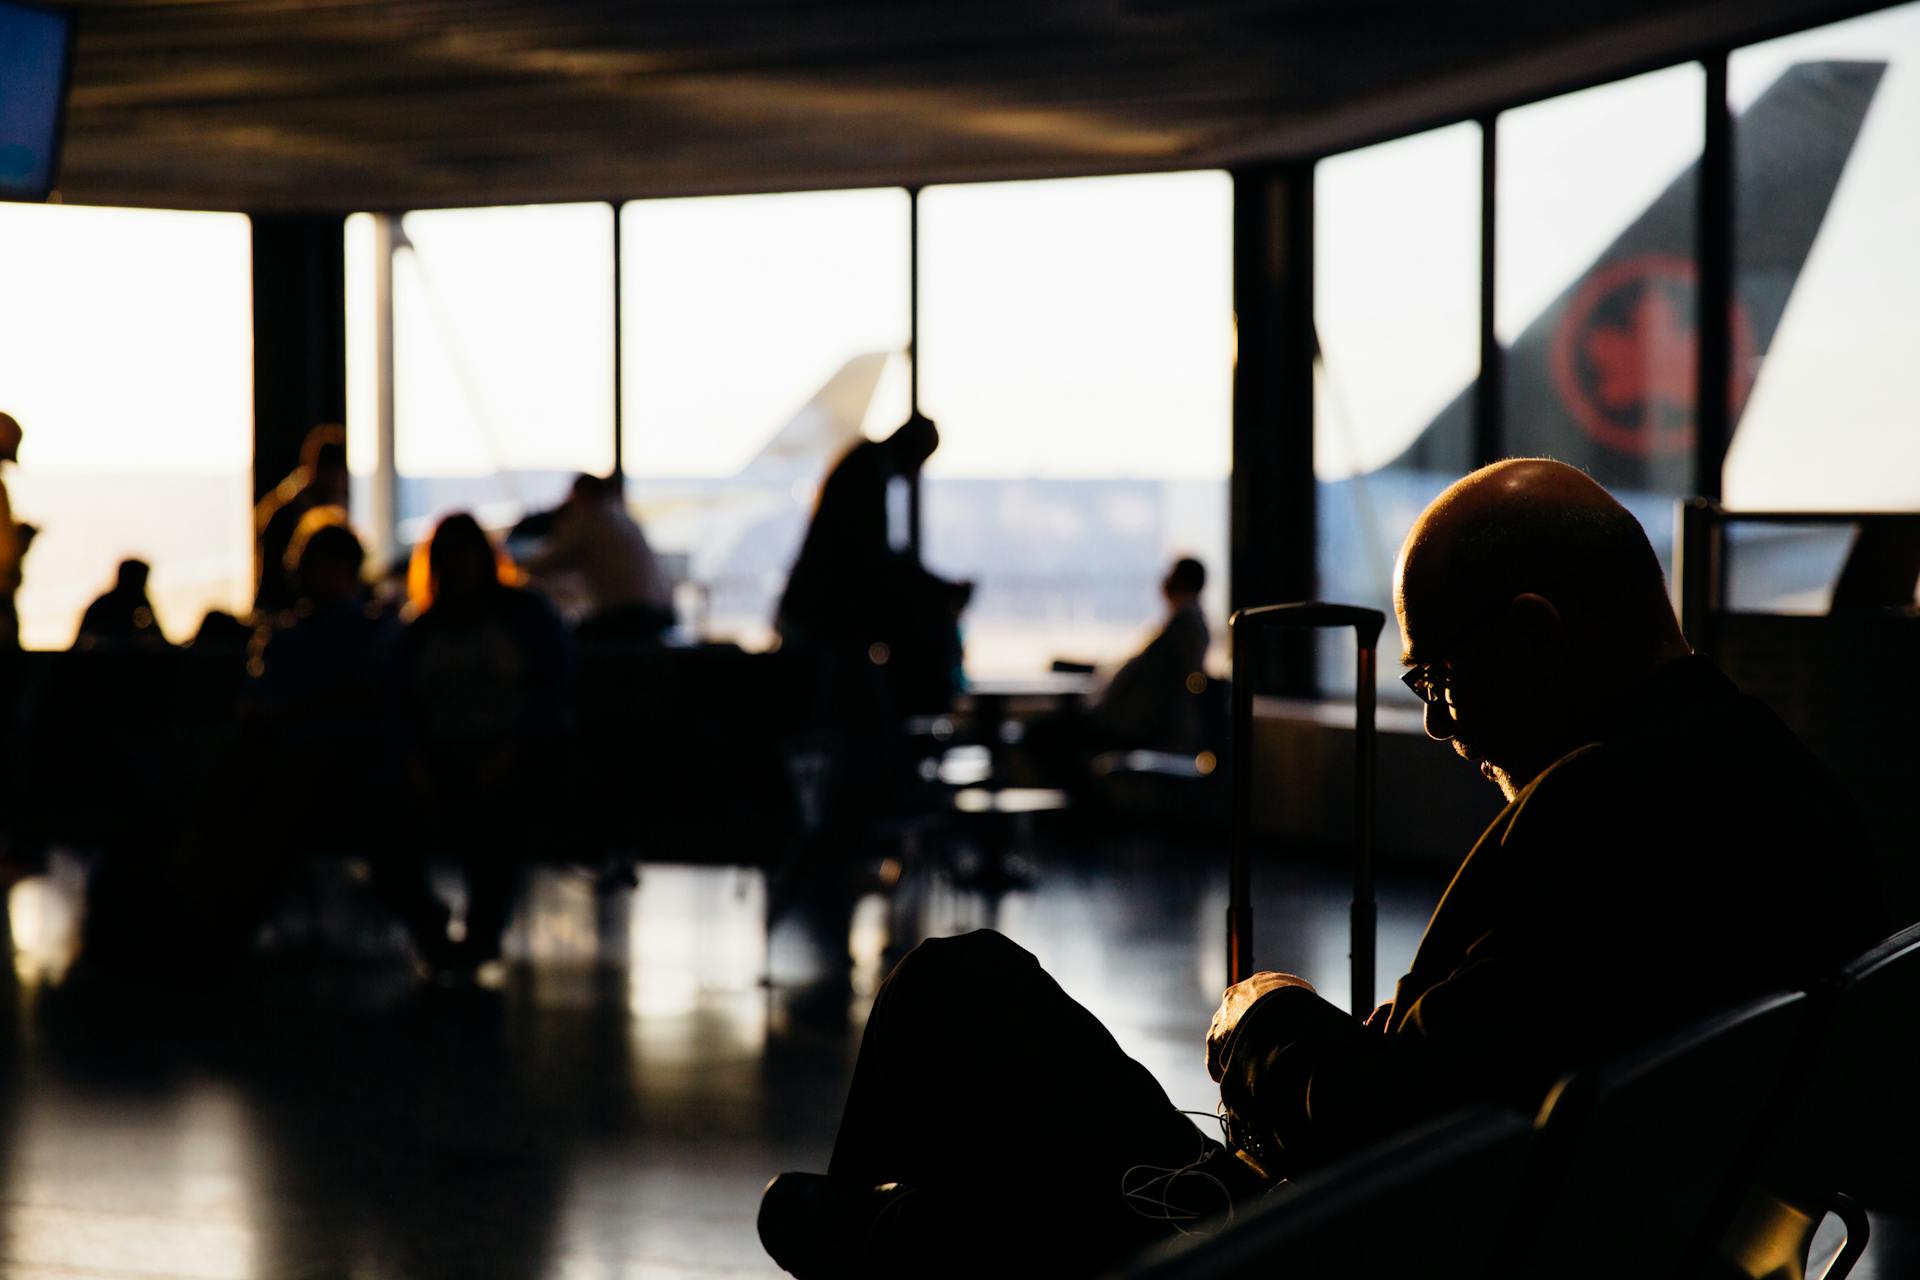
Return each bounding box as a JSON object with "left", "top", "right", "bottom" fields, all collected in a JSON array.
[
  {"left": 1392, "top": 60, "right": 1885, "bottom": 492},
  {"left": 738, "top": 352, "right": 892, "bottom": 479}
]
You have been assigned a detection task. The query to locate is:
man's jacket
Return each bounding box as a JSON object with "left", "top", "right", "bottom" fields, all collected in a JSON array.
[{"left": 1219, "top": 656, "right": 1890, "bottom": 1178}]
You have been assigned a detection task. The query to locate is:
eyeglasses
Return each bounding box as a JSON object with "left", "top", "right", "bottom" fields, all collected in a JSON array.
[
  {"left": 1400, "top": 662, "right": 1450, "bottom": 707},
  {"left": 1399, "top": 598, "right": 1514, "bottom": 706}
]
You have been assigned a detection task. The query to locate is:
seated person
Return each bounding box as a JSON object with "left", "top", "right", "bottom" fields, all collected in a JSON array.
[
  {"left": 756, "top": 459, "right": 1889, "bottom": 1279},
  {"left": 523, "top": 472, "right": 677, "bottom": 642},
  {"left": 1086, "top": 556, "right": 1211, "bottom": 752},
  {"left": 396, "top": 514, "right": 575, "bottom": 972},
  {"left": 254, "top": 424, "right": 349, "bottom": 618},
  {"left": 74, "top": 558, "right": 171, "bottom": 650},
  {"left": 1025, "top": 557, "right": 1213, "bottom": 785}
]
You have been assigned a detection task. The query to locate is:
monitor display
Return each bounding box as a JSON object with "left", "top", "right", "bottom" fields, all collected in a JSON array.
[{"left": 0, "top": 2, "right": 71, "bottom": 201}]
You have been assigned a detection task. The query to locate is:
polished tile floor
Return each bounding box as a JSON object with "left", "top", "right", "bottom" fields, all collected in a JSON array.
[{"left": 0, "top": 835, "right": 1906, "bottom": 1278}]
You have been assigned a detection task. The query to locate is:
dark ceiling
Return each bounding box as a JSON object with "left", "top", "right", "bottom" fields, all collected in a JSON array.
[{"left": 39, "top": 0, "right": 1890, "bottom": 213}]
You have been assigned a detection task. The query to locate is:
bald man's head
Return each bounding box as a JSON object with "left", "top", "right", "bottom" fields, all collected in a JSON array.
[
  {"left": 0, "top": 413, "right": 21, "bottom": 464},
  {"left": 1393, "top": 459, "right": 1689, "bottom": 797}
]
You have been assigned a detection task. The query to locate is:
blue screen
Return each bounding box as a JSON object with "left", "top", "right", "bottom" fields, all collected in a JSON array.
[{"left": 0, "top": 3, "right": 70, "bottom": 201}]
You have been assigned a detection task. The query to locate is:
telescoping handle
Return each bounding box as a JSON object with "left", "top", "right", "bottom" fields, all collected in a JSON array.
[{"left": 1228, "top": 603, "right": 1387, "bottom": 1018}]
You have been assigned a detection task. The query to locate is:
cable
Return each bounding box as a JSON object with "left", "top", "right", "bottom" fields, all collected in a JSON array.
[{"left": 1121, "top": 1121, "right": 1235, "bottom": 1238}]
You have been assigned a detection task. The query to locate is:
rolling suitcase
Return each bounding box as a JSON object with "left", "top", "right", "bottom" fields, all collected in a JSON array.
[{"left": 1227, "top": 602, "right": 1387, "bottom": 1016}]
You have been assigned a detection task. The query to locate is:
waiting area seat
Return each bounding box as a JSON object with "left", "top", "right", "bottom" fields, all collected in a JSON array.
[
  {"left": 1121, "top": 989, "right": 1822, "bottom": 1280},
  {"left": 1120, "top": 1108, "right": 1535, "bottom": 1280},
  {"left": 1119, "top": 915, "right": 1920, "bottom": 1280},
  {"left": 1699, "top": 921, "right": 1920, "bottom": 1280},
  {"left": 1502, "top": 991, "right": 1812, "bottom": 1280}
]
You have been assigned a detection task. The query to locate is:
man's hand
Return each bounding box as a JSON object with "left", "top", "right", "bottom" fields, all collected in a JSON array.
[{"left": 1206, "top": 971, "right": 1316, "bottom": 1082}]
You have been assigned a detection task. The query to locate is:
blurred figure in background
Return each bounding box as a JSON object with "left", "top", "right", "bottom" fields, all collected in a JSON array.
[
  {"left": 254, "top": 423, "right": 349, "bottom": 617},
  {"left": 191, "top": 517, "right": 447, "bottom": 957},
  {"left": 777, "top": 414, "right": 971, "bottom": 716},
  {"left": 0, "top": 411, "right": 39, "bottom": 650},
  {"left": 396, "top": 513, "right": 573, "bottom": 973},
  {"left": 524, "top": 472, "right": 675, "bottom": 644},
  {"left": 1086, "top": 556, "right": 1211, "bottom": 753},
  {"left": 74, "top": 558, "right": 171, "bottom": 651},
  {"left": 1022, "top": 557, "right": 1214, "bottom": 789}
]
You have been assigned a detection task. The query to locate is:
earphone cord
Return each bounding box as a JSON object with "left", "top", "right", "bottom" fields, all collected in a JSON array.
[{"left": 1120, "top": 1111, "right": 1235, "bottom": 1237}]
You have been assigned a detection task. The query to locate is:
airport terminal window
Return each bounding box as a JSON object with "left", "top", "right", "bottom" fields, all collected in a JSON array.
[
  {"left": 619, "top": 188, "right": 911, "bottom": 649},
  {"left": 1497, "top": 65, "right": 1704, "bottom": 574},
  {"left": 917, "top": 171, "right": 1233, "bottom": 678},
  {"left": 382, "top": 203, "right": 616, "bottom": 540},
  {"left": 1724, "top": 3, "right": 1920, "bottom": 535},
  {"left": 1313, "top": 123, "right": 1481, "bottom": 697},
  {"left": 0, "top": 202, "right": 253, "bottom": 648}
]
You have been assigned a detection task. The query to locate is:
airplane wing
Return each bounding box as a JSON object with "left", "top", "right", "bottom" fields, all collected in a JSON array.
[{"left": 1391, "top": 60, "right": 1885, "bottom": 493}]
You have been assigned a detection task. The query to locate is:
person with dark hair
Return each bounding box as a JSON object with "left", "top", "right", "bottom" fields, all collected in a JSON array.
[
  {"left": 74, "top": 559, "right": 170, "bottom": 650},
  {"left": 254, "top": 424, "right": 349, "bottom": 617},
  {"left": 1086, "top": 555, "right": 1211, "bottom": 752},
  {"left": 395, "top": 513, "right": 573, "bottom": 972},
  {"left": 757, "top": 459, "right": 1888, "bottom": 1279},
  {"left": 777, "top": 414, "right": 971, "bottom": 716},
  {"left": 524, "top": 472, "right": 676, "bottom": 643}
]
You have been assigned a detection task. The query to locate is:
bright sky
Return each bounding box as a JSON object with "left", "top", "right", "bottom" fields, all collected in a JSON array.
[
  {"left": 0, "top": 0, "right": 1916, "bottom": 649},
  {"left": 1314, "top": 2, "right": 1920, "bottom": 506}
]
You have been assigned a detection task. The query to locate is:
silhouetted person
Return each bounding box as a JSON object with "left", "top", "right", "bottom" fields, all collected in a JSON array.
[
  {"left": 777, "top": 414, "right": 971, "bottom": 716},
  {"left": 396, "top": 514, "right": 573, "bottom": 972},
  {"left": 189, "top": 609, "right": 254, "bottom": 653},
  {"left": 74, "top": 559, "right": 170, "bottom": 651},
  {"left": 246, "top": 520, "right": 399, "bottom": 753},
  {"left": 255, "top": 424, "right": 349, "bottom": 617},
  {"left": 0, "top": 411, "right": 38, "bottom": 650},
  {"left": 204, "top": 520, "right": 448, "bottom": 955},
  {"left": 757, "top": 459, "right": 1888, "bottom": 1279},
  {"left": 524, "top": 473, "right": 676, "bottom": 643},
  {"left": 1092, "top": 556, "right": 1211, "bottom": 750}
]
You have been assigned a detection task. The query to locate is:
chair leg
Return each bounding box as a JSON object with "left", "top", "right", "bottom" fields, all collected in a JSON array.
[{"left": 1814, "top": 1194, "right": 1871, "bottom": 1280}]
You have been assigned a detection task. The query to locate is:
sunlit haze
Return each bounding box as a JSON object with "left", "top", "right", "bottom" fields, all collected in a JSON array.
[{"left": 1, "top": 3, "right": 1917, "bottom": 655}]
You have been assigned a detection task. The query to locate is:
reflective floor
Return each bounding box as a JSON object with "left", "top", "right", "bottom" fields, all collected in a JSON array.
[{"left": 0, "top": 837, "right": 1907, "bottom": 1278}]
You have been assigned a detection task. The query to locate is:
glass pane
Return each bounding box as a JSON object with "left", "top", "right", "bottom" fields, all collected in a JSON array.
[
  {"left": 620, "top": 188, "right": 911, "bottom": 649},
  {"left": 1726, "top": 3, "right": 1920, "bottom": 512},
  {"left": 917, "top": 172, "right": 1232, "bottom": 677},
  {"left": 387, "top": 203, "right": 616, "bottom": 538},
  {"left": 1314, "top": 123, "right": 1480, "bottom": 695},
  {"left": 0, "top": 203, "right": 253, "bottom": 648},
  {"left": 1498, "top": 64, "right": 1704, "bottom": 568}
]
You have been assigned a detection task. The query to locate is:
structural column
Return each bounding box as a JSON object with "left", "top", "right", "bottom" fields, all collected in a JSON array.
[
  {"left": 1230, "top": 165, "right": 1318, "bottom": 696},
  {"left": 250, "top": 213, "right": 347, "bottom": 508},
  {"left": 1694, "top": 53, "right": 1734, "bottom": 501}
]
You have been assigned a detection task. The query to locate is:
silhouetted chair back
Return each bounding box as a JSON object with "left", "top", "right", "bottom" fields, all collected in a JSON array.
[
  {"left": 1118, "top": 1108, "right": 1533, "bottom": 1280},
  {"left": 1501, "top": 991, "right": 1811, "bottom": 1280},
  {"left": 1700, "top": 923, "right": 1920, "bottom": 1280},
  {"left": 1677, "top": 504, "right": 1920, "bottom": 922}
]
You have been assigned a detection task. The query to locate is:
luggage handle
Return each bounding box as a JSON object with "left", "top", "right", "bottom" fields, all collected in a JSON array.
[{"left": 1228, "top": 603, "right": 1387, "bottom": 1017}]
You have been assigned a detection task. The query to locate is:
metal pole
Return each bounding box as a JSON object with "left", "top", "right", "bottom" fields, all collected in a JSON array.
[
  {"left": 908, "top": 186, "right": 921, "bottom": 416},
  {"left": 370, "top": 213, "right": 399, "bottom": 572},
  {"left": 1476, "top": 114, "right": 1502, "bottom": 468},
  {"left": 907, "top": 186, "right": 922, "bottom": 560},
  {"left": 1228, "top": 616, "right": 1254, "bottom": 985},
  {"left": 1352, "top": 644, "right": 1378, "bottom": 1015},
  {"left": 1696, "top": 53, "right": 1734, "bottom": 502},
  {"left": 611, "top": 200, "right": 625, "bottom": 491}
]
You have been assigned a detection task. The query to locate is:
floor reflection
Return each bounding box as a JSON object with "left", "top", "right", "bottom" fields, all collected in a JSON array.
[{"left": 0, "top": 841, "right": 1440, "bottom": 1278}]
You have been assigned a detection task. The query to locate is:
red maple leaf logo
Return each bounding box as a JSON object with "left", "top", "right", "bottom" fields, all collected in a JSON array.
[{"left": 1582, "top": 287, "right": 1696, "bottom": 415}]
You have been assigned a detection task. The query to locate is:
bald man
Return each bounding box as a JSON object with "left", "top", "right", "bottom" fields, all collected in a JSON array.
[{"left": 758, "top": 460, "right": 1888, "bottom": 1279}]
